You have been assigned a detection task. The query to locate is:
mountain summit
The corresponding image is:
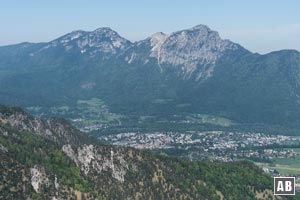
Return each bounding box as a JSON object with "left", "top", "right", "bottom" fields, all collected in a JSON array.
[
  {"left": 150, "top": 25, "right": 247, "bottom": 79},
  {"left": 122, "top": 25, "right": 248, "bottom": 79},
  {"left": 38, "top": 27, "right": 132, "bottom": 57}
]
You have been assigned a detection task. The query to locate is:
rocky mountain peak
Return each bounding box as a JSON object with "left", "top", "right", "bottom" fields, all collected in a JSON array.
[
  {"left": 122, "top": 25, "right": 246, "bottom": 80},
  {"left": 149, "top": 32, "right": 168, "bottom": 58},
  {"left": 190, "top": 24, "right": 211, "bottom": 31},
  {"left": 155, "top": 25, "right": 244, "bottom": 79},
  {"left": 37, "top": 27, "right": 132, "bottom": 57},
  {"left": 150, "top": 32, "right": 167, "bottom": 46},
  {"left": 87, "top": 27, "right": 132, "bottom": 50},
  {"left": 93, "top": 27, "right": 114, "bottom": 32}
]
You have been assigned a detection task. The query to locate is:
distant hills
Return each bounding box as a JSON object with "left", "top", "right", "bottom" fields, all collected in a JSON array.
[
  {"left": 1, "top": 25, "right": 300, "bottom": 133},
  {"left": 0, "top": 105, "right": 289, "bottom": 199}
]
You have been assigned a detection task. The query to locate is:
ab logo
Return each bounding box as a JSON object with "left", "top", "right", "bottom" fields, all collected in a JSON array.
[{"left": 274, "top": 177, "right": 295, "bottom": 195}]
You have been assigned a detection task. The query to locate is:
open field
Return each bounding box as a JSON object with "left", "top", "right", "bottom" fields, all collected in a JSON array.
[
  {"left": 256, "top": 148, "right": 300, "bottom": 175},
  {"left": 185, "top": 113, "right": 234, "bottom": 127}
]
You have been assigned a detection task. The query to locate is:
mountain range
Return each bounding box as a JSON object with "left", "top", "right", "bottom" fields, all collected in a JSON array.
[{"left": 1, "top": 25, "right": 300, "bottom": 133}]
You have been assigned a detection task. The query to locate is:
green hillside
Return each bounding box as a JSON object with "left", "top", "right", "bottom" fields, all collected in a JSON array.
[{"left": 1, "top": 106, "right": 296, "bottom": 199}]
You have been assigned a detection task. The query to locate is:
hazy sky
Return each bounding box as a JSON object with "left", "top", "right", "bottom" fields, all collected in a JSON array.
[{"left": 1, "top": 0, "right": 300, "bottom": 54}]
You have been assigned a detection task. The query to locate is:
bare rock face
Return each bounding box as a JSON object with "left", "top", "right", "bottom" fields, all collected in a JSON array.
[
  {"left": 0, "top": 108, "right": 45, "bottom": 135},
  {"left": 149, "top": 32, "right": 168, "bottom": 58},
  {"left": 0, "top": 106, "right": 86, "bottom": 146},
  {"left": 154, "top": 25, "right": 241, "bottom": 79},
  {"left": 62, "top": 144, "right": 128, "bottom": 183},
  {"left": 30, "top": 165, "right": 50, "bottom": 193},
  {"left": 37, "top": 27, "right": 132, "bottom": 57},
  {"left": 124, "top": 25, "right": 245, "bottom": 80}
]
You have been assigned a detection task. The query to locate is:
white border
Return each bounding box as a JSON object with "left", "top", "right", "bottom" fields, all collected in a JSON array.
[{"left": 274, "top": 177, "right": 295, "bottom": 195}]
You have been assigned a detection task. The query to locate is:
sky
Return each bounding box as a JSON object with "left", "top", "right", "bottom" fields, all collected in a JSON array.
[{"left": 0, "top": 0, "right": 300, "bottom": 54}]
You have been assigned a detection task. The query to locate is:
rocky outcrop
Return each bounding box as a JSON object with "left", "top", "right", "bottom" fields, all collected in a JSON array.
[
  {"left": 0, "top": 106, "right": 89, "bottom": 146},
  {"left": 30, "top": 165, "right": 50, "bottom": 193},
  {"left": 62, "top": 144, "right": 128, "bottom": 182}
]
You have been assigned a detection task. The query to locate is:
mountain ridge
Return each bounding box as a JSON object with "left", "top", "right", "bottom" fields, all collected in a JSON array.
[
  {"left": 1, "top": 25, "right": 300, "bottom": 133},
  {"left": 2, "top": 25, "right": 299, "bottom": 55}
]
